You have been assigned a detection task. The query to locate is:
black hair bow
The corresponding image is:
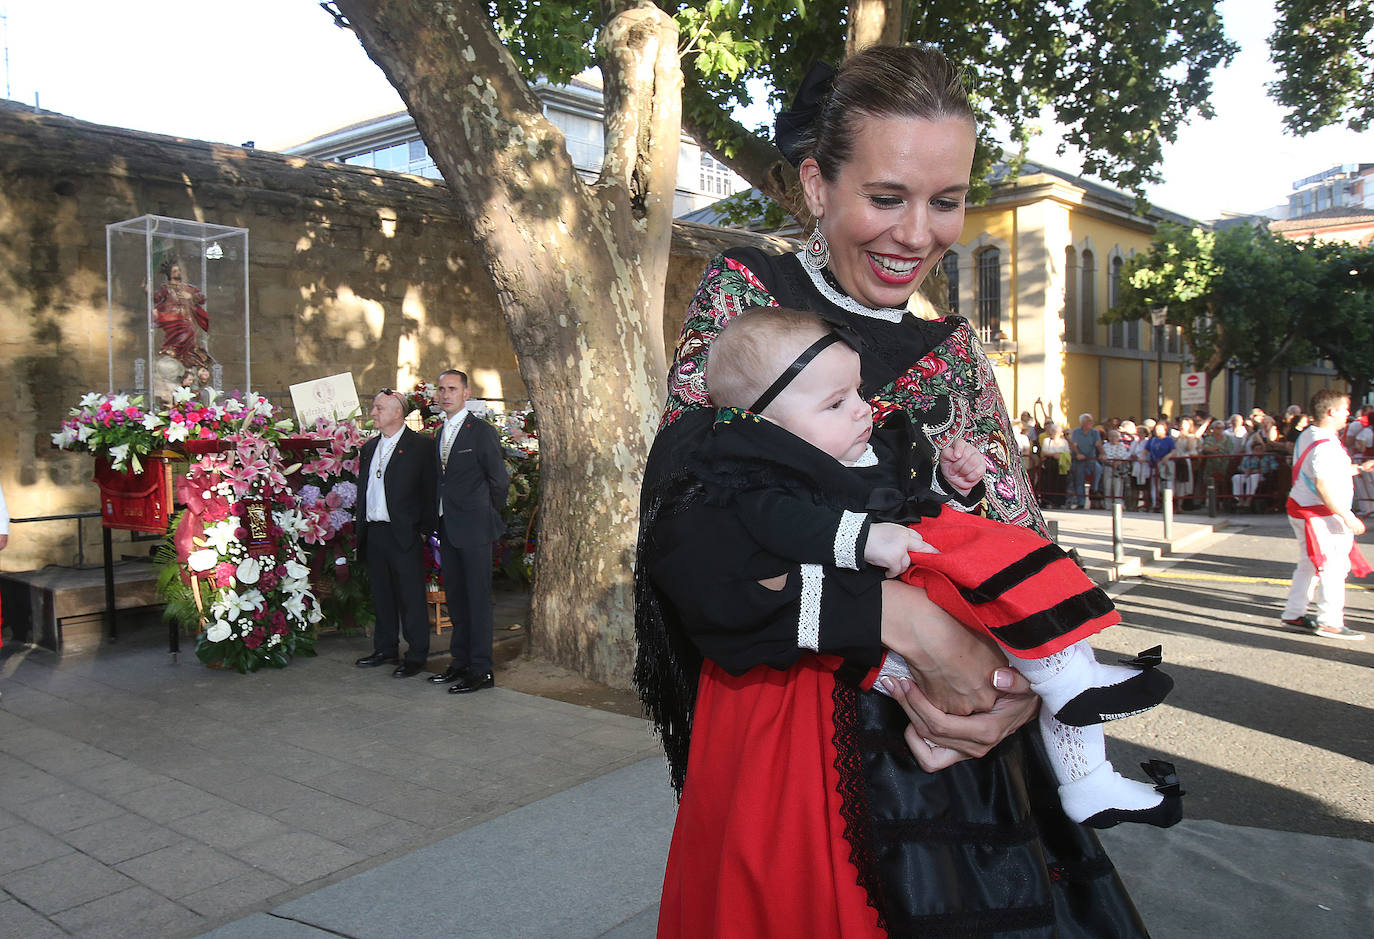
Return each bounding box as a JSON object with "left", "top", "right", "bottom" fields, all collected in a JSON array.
[{"left": 775, "top": 60, "right": 837, "bottom": 167}]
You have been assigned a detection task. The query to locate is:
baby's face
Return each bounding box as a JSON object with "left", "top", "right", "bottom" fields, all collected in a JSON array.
[{"left": 764, "top": 342, "right": 873, "bottom": 463}]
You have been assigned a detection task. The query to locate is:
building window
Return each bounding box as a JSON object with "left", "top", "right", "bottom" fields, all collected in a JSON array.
[
  {"left": 698, "top": 152, "right": 736, "bottom": 197},
  {"left": 975, "top": 247, "right": 1001, "bottom": 342},
  {"left": 544, "top": 108, "right": 604, "bottom": 171},
  {"left": 341, "top": 138, "right": 441, "bottom": 178},
  {"left": 942, "top": 252, "right": 959, "bottom": 315},
  {"left": 1080, "top": 249, "right": 1096, "bottom": 346},
  {"left": 1064, "top": 247, "right": 1078, "bottom": 342},
  {"left": 1108, "top": 255, "right": 1129, "bottom": 348}
]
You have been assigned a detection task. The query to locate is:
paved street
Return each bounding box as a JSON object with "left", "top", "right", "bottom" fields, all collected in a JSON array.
[{"left": 0, "top": 509, "right": 1371, "bottom": 937}]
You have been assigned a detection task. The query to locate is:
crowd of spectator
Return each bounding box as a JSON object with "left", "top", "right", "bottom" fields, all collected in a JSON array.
[{"left": 1012, "top": 402, "right": 1374, "bottom": 516}]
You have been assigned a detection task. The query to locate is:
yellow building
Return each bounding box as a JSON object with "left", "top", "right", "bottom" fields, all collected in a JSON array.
[{"left": 943, "top": 162, "right": 1219, "bottom": 428}]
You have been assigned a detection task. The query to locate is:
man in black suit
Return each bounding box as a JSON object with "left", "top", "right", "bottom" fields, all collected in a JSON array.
[
  {"left": 428, "top": 369, "right": 510, "bottom": 693},
  {"left": 354, "top": 390, "right": 437, "bottom": 677}
]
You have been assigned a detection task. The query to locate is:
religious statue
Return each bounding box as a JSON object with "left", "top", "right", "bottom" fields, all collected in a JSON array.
[{"left": 152, "top": 256, "right": 214, "bottom": 401}]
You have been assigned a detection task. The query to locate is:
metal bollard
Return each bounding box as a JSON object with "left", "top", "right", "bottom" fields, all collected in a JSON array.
[
  {"left": 1084, "top": 482, "right": 1093, "bottom": 511},
  {"left": 1162, "top": 480, "right": 1174, "bottom": 541},
  {"left": 1111, "top": 496, "right": 1125, "bottom": 564},
  {"left": 1206, "top": 477, "right": 1217, "bottom": 518}
]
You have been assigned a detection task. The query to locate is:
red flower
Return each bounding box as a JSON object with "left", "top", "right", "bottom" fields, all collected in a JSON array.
[{"left": 915, "top": 356, "right": 949, "bottom": 379}]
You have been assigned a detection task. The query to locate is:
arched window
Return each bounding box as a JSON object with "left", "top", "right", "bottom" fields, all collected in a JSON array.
[
  {"left": 976, "top": 247, "right": 1001, "bottom": 342},
  {"left": 1064, "top": 247, "right": 1078, "bottom": 342},
  {"left": 941, "top": 252, "right": 960, "bottom": 315},
  {"left": 1108, "top": 255, "right": 1124, "bottom": 348},
  {"left": 1080, "top": 249, "right": 1096, "bottom": 345}
]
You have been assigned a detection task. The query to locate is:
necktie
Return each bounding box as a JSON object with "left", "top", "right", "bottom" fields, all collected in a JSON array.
[{"left": 441, "top": 418, "right": 457, "bottom": 470}]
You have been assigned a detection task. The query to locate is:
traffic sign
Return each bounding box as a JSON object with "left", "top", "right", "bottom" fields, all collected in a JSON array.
[{"left": 1180, "top": 371, "right": 1207, "bottom": 405}]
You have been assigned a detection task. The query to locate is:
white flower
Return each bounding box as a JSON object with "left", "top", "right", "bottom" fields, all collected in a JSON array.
[
  {"left": 283, "top": 594, "right": 307, "bottom": 620},
  {"left": 268, "top": 634, "right": 282, "bottom": 647},
  {"left": 172, "top": 386, "right": 196, "bottom": 404},
  {"left": 164, "top": 422, "right": 189, "bottom": 443},
  {"left": 79, "top": 392, "right": 103, "bottom": 409},
  {"left": 110, "top": 393, "right": 132, "bottom": 412},
  {"left": 141, "top": 413, "right": 162, "bottom": 430},
  {"left": 205, "top": 620, "right": 232, "bottom": 643},
  {"left": 77, "top": 424, "right": 94, "bottom": 443},
  {"left": 240, "top": 588, "right": 265, "bottom": 611},
  {"left": 51, "top": 426, "right": 78, "bottom": 448},
  {"left": 236, "top": 557, "right": 261, "bottom": 585},
  {"left": 108, "top": 443, "right": 131, "bottom": 469},
  {"left": 187, "top": 548, "right": 220, "bottom": 572},
  {"left": 210, "top": 589, "right": 255, "bottom": 620},
  {"left": 202, "top": 520, "right": 241, "bottom": 555}
]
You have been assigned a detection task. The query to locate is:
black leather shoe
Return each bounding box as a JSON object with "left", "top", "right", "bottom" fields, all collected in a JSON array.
[
  {"left": 355, "top": 651, "right": 397, "bottom": 668},
  {"left": 428, "top": 665, "right": 467, "bottom": 684},
  {"left": 448, "top": 671, "right": 494, "bottom": 694},
  {"left": 393, "top": 662, "right": 423, "bottom": 677}
]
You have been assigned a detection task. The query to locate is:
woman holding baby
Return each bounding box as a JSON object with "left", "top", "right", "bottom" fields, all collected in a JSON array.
[{"left": 635, "top": 44, "right": 1149, "bottom": 937}]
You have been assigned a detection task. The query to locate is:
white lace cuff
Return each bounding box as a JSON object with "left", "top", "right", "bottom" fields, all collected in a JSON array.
[
  {"left": 798, "top": 564, "right": 822, "bottom": 651},
  {"left": 833, "top": 511, "right": 865, "bottom": 570}
]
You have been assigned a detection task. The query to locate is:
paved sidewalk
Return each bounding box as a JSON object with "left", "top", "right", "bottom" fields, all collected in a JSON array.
[
  {"left": 0, "top": 628, "right": 659, "bottom": 938},
  {"left": 2, "top": 509, "right": 1371, "bottom": 938}
]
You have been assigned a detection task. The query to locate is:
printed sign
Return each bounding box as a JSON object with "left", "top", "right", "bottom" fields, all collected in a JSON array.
[
  {"left": 1180, "top": 371, "right": 1207, "bottom": 405},
  {"left": 290, "top": 373, "right": 360, "bottom": 428}
]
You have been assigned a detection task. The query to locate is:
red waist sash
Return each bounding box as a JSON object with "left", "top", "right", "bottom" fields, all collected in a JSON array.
[{"left": 1285, "top": 499, "right": 1372, "bottom": 577}]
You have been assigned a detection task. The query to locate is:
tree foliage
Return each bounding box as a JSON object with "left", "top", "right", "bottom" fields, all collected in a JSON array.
[
  {"left": 1108, "top": 224, "right": 1374, "bottom": 402},
  {"left": 1268, "top": 0, "right": 1374, "bottom": 134},
  {"left": 489, "top": 0, "right": 1238, "bottom": 215}
]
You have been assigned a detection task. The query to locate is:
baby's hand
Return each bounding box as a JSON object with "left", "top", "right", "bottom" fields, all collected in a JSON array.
[
  {"left": 864, "top": 522, "right": 938, "bottom": 577},
  {"left": 939, "top": 438, "right": 985, "bottom": 493}
]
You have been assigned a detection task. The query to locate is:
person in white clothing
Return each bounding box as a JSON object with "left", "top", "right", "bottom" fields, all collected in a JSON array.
[{"left": 1280, "top": 389, "right": 1374, "bottom": 640}]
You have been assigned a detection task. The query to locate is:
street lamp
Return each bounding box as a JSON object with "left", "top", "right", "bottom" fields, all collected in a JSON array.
[{"left": 1151, "top": 306, "right": 1169, "bottom": 418}]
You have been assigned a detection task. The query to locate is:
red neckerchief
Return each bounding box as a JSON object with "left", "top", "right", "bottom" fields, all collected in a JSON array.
[{"left": 1286, "top": 437, "right": 1372, "bottom": 576}]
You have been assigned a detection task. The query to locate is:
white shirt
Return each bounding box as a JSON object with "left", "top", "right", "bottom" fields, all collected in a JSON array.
[
  {"left": 0, "top": 479, "right": 9, "bottom": 535},
  {"left": 365, "top": 427, "right": 405, "bottom": 522},
  {"left": 1289, "top": 425, "right": 1353, "bottom": 509}
]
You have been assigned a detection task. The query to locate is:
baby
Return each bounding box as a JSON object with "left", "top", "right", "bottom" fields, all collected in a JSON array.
[{"left": 692, "top": 305, "right": 1182, "bottom": 829}]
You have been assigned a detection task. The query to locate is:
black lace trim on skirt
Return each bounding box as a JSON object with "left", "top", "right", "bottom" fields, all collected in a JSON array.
[{"left": 830, "top": 669, "right": 889, "bottom": 932}]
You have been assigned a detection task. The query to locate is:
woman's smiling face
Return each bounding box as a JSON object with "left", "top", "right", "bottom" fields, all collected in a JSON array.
[{"left": 800, "top": 114, "right": 975, "bottom": 311}]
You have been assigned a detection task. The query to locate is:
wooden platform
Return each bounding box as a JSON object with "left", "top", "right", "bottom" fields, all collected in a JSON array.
[{"left": 0, "top": 561, "right": 162, "bottom": 650}]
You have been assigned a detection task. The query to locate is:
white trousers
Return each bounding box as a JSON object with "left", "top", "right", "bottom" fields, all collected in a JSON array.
[{"left": 1283, "top": 515, "right": 1354, "bottom": 627}]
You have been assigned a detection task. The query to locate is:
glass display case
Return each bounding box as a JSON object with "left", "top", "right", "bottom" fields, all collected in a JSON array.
[{"left": 106, "top": 215, "right": 250, "bottom": 403}]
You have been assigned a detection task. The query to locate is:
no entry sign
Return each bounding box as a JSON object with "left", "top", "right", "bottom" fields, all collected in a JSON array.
[{"left": 1180, "top": 371, "right": 1207, "bottom": 405}]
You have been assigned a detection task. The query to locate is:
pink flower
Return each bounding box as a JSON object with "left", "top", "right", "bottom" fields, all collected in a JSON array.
[{"left": 213, "top": 562, "right": 238, "bottom": 588}]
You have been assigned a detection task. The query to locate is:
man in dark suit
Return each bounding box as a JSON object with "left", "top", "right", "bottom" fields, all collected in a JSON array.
[
  {"left": 428, "top": 369, "right": 510, "bottom": 693},
  {"left": 354, "top": 390, "right": 437, "bottom": 677}
]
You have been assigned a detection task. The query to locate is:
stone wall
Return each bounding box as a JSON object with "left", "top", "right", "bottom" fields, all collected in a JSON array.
[{"left": 0, "top": 101, "right": 792, "bottom": 571}]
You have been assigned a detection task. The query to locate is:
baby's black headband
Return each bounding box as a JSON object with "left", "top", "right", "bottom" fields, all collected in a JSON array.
[{"left": 750, "top": 332, "right": 847, "bottom": 414}]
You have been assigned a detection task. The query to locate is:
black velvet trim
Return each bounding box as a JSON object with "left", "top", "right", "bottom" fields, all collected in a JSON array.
[
  {"left": 830, "top": 674, "right": 889, "bottom": 932},
  {"left": 983, "top": 587, "right": 1118, "bottom": 652},
  {"left": 960, "top": 543, "right": 1066, "bottom": 603},
  {"left": 895, "top": 903, "right": 1058, "bottom": 938},
  {"left": 873, "top": 812, "right": 1040, "bottom": 847}
]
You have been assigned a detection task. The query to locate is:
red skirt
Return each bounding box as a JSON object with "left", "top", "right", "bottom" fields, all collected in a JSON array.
[
  {"left": 900, "top": 507, "right": 1118, "bottom": 657},
  {"left": 658, "top": 656, "right": 883, "bottom": 938}
]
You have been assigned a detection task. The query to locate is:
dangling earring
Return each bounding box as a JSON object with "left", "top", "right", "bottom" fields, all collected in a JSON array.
[{"left": 804, "top": 224, "right": 829, "bottom": 272}]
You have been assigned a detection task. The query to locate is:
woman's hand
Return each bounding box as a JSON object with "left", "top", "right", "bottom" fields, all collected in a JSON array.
[
  {"left": 880, "top": 580, "right": 1009, "bottom": 715},
  {"left": 882, "top": 673, "right": 1039, "bottom": 771}
]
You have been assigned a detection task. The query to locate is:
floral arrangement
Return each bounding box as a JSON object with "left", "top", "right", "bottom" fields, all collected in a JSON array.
[
  {"left": 158, "top": 432, "right": 322, "bottom": 672},
  {"left": 289, "top": 417, "right": 375, "bottom": 633},
  {"left": 491, "top": 407, "right": 539, "bottom": 581},
  {"left": 53, "top": 388, "right": 290, "bottom": 472}
]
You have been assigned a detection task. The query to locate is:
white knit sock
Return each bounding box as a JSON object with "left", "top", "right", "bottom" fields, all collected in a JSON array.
[
  {"left": 1040, "top": 708, "right": 1164, "bottom": 823},
  {"left": 1010, "top": 640, "right": 1152, "bottom": 720}
]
